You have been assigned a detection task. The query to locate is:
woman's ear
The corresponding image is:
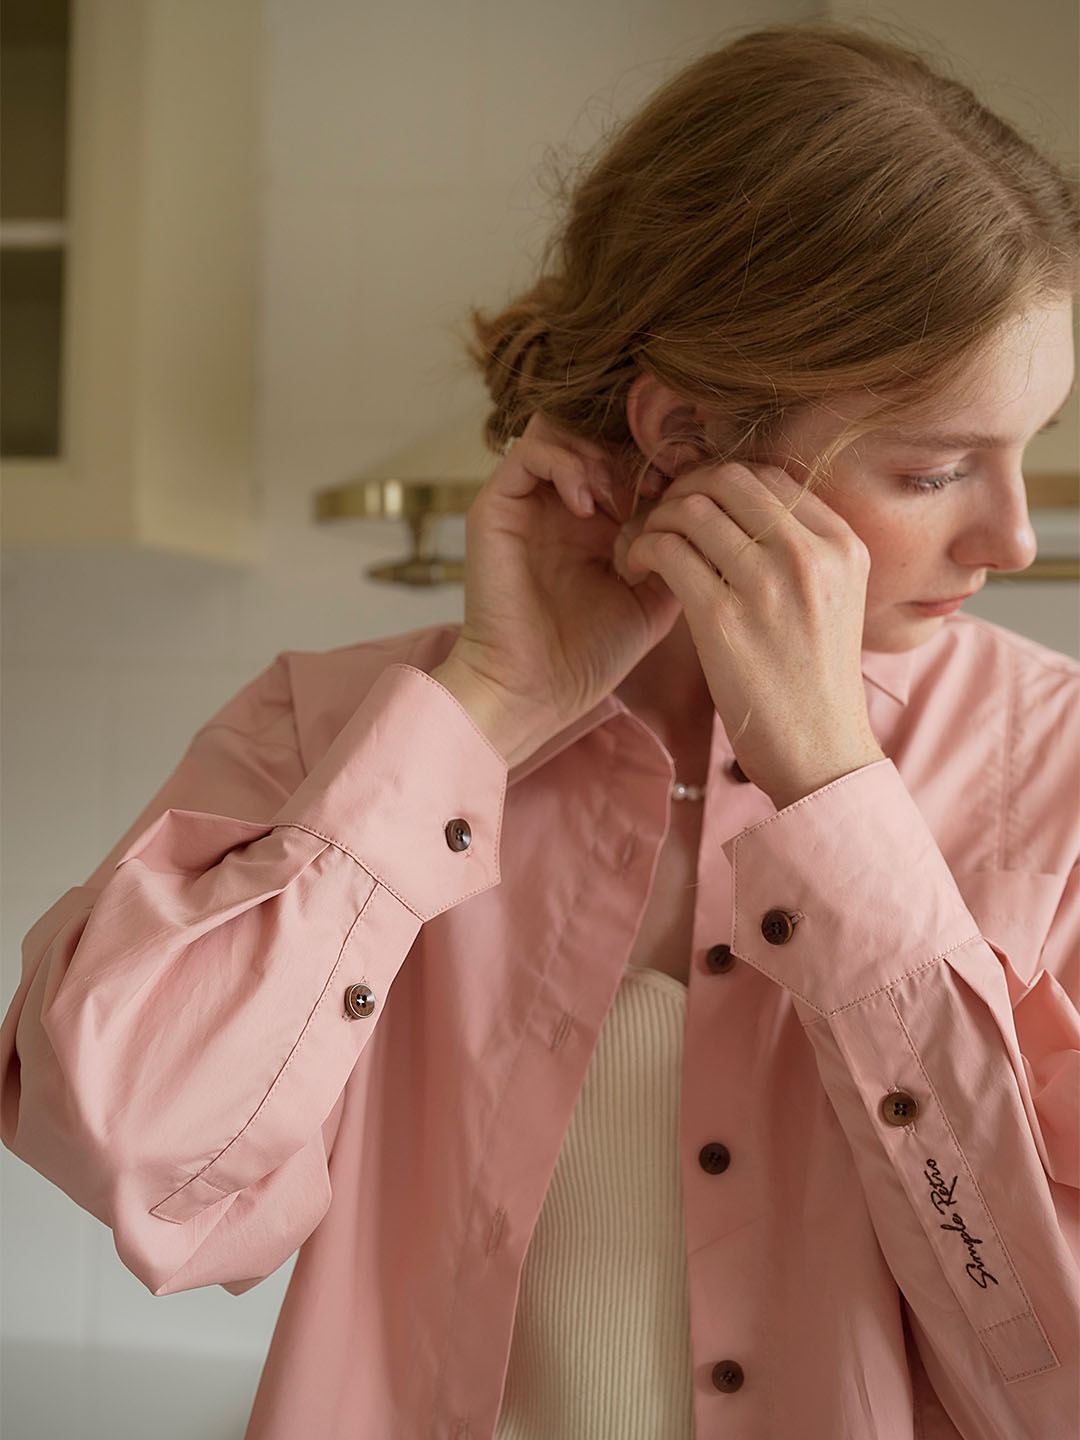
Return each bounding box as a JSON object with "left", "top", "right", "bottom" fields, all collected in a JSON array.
[{"left": 626, "top": 373, "right": 713, "bottom": 478}]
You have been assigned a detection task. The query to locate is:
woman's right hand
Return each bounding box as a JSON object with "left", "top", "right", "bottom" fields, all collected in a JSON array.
[{"left": 432, "top": 415, "right": 681, "bottom": 766}]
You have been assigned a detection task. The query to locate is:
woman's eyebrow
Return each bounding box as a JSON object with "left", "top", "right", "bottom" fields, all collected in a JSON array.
[
  {"left": 879, "top": 397, "right": 1072, "bottom": 452},
  {"left": 881, "top": 428, "right": 1008, "bottom": 450}
]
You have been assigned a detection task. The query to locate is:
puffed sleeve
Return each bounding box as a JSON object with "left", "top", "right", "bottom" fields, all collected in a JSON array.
[
  {"left": 722, "top": 759, "right": 1078, "bottom": 1440},
  {"left": 0, "top": 660, "right": 506, "bottom": 1297}
]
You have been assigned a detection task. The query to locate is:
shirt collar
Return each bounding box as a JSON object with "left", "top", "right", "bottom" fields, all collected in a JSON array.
[{"left": 859, "top": 646, "right": 916, "bottom": 706}]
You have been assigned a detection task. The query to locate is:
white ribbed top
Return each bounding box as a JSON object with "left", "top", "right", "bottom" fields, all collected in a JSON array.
[{"left": 494, "top": 965, "right": 694, "bottom": 1439}]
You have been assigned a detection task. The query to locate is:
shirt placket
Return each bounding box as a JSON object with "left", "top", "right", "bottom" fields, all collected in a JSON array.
[{"left": 682, "top": 731, "right": 781, "bottom": 1439}]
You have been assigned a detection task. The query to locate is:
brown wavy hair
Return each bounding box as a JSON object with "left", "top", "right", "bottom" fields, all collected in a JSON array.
[{"left": 467, "top": 25, "right": 1078, "bottom": 478}]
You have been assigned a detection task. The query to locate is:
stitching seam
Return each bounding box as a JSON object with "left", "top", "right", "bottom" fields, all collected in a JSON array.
[
  {"left": 998, "top": 643, "right": 1014, "bottom": 870},
  {"left": 155, "top": 885, "right": 377, "bottom": 1205},
  {"left": 275, "top": 822, "right": 497, "bottom": 918}
]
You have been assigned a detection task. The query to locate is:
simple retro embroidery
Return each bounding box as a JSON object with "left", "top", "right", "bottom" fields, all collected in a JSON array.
[{"left": 924, "top": 1157, "right": 999, "bottom": 1290}]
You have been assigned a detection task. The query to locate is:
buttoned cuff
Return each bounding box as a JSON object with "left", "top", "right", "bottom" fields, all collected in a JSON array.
[
  {"left": 274, "top": 664, "right": 506, "bottom": 921},
  {"left": 722, "top": 760, "right": 981, "bottom": 1016}
]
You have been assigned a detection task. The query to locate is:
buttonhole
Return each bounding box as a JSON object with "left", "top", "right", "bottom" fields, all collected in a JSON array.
[
  {"left": 551, "top": 1012, "right": 574, "bottom": 1051},
  {"left": 486, "top": 1207, "right": 507, "bottom": 1257}
]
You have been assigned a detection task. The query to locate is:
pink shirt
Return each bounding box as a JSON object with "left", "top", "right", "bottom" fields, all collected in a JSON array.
[{"left": 2, "top": 614, "right": 1078, "bottom": 1439}]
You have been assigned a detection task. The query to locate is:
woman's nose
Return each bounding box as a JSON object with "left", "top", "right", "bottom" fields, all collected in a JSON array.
[{"left": 950, "top": 471, "right": 1038, "bottom": 574}]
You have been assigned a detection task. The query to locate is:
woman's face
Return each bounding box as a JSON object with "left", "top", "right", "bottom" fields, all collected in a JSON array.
[{"left": 770, "top": 299, "right": 1076, "bottom": 653}]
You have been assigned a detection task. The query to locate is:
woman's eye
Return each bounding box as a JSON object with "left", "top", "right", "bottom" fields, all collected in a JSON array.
[{"left": 899, "top": 470, "right": 966, "bottom": 494}]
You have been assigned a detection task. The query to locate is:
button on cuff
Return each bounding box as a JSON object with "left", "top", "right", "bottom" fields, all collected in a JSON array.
[
  {"left": 761, "top": 909, "right": 798, "bottom": 945},
  {"left": 344, "top": 983, "right": 376, "bottom": 1019},
  {"left": 881, "top": 1090, "right": 919, "bottom": 1126},
  {"left": 273, "top": 665, "right": 504, "bottom": 922}
]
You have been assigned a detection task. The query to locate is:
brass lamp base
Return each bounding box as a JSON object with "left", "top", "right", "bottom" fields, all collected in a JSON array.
[
  {"left": 314, "top": 476, "right": 483, "bottom": 587},
  {"left": 367, "top": 556, "right": 467, "bottom": 586}
]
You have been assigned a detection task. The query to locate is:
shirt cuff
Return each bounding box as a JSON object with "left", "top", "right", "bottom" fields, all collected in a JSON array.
[
  {"left": 722, "top": 760, "right": 982, "bottom": 1017},
  {"left": 274, "top": 664, "right": 507, "bottom": 921}
]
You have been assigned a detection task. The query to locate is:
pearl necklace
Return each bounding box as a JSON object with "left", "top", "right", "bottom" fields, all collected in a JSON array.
[{"left": 671, "top": 781, "right": 706, "bottom": 802}]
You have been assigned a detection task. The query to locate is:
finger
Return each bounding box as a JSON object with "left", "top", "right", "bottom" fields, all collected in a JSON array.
[
  {"left": 625, "top": 527, "right": 737, "bottom": 617},
  {"left": 639, "top": 488, "right": 761, "bottom": 577},
  {"left": 744, "top": 463, "right": 858, "bottom": 542},
  {"left": 483, "top": 438, "right": 612, "bottom": 520},
  {"left": 520, "top": 415, "right": 619, "bottom": 518},
  {"left": 612, "top": 513, "right": 652, "bottom": 584},
  {"left": 661, "top": 461, "right": 849, "bottom": 543}
]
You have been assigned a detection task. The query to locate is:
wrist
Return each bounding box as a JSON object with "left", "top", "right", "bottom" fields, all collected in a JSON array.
[
  {"left": 431, "top": 654, "right": 553, "bottom": 768},
  {"left": 766, "top": 742, "right": 886, "bottom": 812}
]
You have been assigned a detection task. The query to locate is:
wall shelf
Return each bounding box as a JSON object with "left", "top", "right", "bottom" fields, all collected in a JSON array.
[{"left": 1, "top": 0, "right": 260, "bottom": 565}]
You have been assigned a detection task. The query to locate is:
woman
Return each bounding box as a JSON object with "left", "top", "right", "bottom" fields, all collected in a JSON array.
[{"left": 2, "top": 24, "right": 1077, "bottom": 1440}]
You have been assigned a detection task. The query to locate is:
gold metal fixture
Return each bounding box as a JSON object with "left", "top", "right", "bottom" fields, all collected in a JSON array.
[
  {"left": 315, "top": 445, "right": 1078, "bottom": 586},
  {"left": 313, "top": 477, "right": 484, "bottom": 584},
  {"left": 313, "top": 411, "right": 491, "bottom": 585},
  {"left": 989, "top": 557, "right": 1077, "bottom": 582}
]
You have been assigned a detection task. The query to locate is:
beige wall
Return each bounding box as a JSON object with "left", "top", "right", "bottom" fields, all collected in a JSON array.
[
  {"left": 259, "top": 0, "right": 823, "bottom": 561},
  {"left": 834, "top": 0, "right": 1077, "bottom": 160},
  {"left": 831, "top": 0, "right": 1079, "bottom": 478}
]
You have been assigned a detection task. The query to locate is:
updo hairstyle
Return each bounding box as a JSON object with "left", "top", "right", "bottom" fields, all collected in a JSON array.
[{"left": 468, "top": 25, "right": 1078, "bottom": 480}]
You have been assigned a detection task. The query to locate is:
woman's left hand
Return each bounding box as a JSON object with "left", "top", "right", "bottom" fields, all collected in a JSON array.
[{"left": 617, "top": 461, "right": 886, "bottom": 811}]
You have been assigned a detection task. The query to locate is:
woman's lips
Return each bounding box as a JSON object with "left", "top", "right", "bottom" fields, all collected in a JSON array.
[{"left": 908, "top": 594, "right": 975, "bottom": 617}]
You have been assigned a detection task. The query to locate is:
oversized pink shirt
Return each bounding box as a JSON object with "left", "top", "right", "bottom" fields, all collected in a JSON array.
[{"left": 2, "top": 614, "right": 1078, "bottom": 1439}]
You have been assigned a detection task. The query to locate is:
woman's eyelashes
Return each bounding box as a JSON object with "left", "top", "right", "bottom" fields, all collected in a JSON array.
[{"left": 898, "top": 468, "right": 968, "bottom": 494}]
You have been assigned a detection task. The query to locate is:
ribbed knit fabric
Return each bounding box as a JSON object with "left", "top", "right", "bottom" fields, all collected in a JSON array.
[{"left": 494, "top": 964, "right": 694, "bottom": 1439}]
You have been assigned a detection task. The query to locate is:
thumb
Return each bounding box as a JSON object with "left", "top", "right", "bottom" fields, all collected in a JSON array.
[
  {"left": 631, "top": 571, "right": 682, "bottom": 647},
  {"left": 612, "top": 512, "right": 653, "bottom": 584}
]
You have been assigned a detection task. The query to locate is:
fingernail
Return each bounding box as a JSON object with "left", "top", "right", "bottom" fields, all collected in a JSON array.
[{"left": 577, "top": 486, "right": 595, "bottom": 516}]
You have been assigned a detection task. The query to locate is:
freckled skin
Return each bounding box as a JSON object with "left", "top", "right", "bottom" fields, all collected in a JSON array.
[{"left": 769, "top": 301, "right": 1075, "bottom": 654}]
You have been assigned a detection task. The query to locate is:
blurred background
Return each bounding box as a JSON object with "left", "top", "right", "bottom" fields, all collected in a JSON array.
[{"left": 1, "top": 2, "right": 1077, "bottom": 1436}]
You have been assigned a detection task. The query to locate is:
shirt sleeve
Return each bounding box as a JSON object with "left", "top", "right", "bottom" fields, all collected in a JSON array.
[
  {"left": 722, "top": 758, "right": 1079, "bottom": 1440},
  {"left": 0, "top": 662, "right": 507, "bottom": 1298}
]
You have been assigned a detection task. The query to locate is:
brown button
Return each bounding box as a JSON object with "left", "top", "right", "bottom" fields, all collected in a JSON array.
[
  {"left": 711, "top": 1360, "right": 744, "bottom": 1393},
  {"left": 730, "top": 759, "right": 751, "bottom": 784},
  {"left": 445, "top": 818, "right": 472, "bottom": 852},
  {"left": 344, "top": 983, "right": 376, "bottom": 1019},
  {"left": 705, "top": 943, "right": 735, "bottom": 974},
  {"left": 699, "top": 1142, "right": 731, "bottom": 1174},
  {"left": 881, "top": 1091, "right": 919, "bottom": 1126},
  {"left": 761, "top": 909, "right": 797, "bottom": 945}
]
